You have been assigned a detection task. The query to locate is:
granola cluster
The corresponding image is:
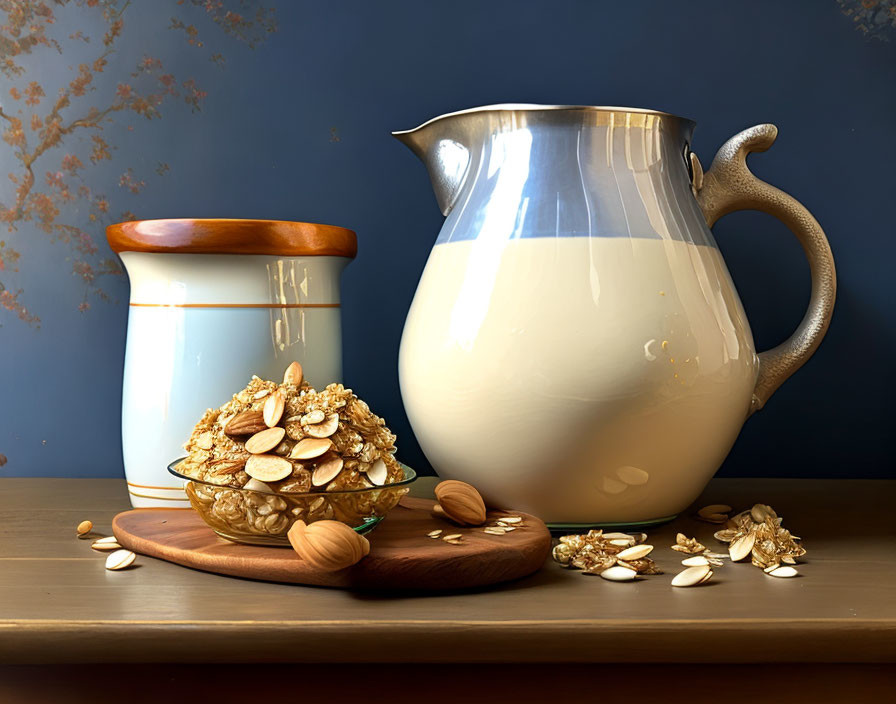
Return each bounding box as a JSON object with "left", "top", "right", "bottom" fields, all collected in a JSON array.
[
  {"left": 552, "top": 530, "right": 661, "bottom": 575},
  {"left": 714, "top": 503, "right": 806, "bottom": 570},
  {"left": 177, "top": 364, "right": 403, "bottom": 494}
]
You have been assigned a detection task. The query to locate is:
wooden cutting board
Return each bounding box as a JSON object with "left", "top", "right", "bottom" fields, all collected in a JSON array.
[{"left": 112, "top": 497, "right": 552, "bottom": 590}]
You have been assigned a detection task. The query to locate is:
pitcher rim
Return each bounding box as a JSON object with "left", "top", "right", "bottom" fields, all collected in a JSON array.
[{"left": 393, "top": 103, "right": 695, "bottom": 136}]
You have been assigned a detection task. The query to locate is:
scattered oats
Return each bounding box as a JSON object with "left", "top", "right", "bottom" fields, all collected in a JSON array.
[
  {"left": 484, "top": 527, "right": 507, "bottom": 535},
  {"left": 445, "top": 539, "right": 463, "bottom": 545},
  {"left": 767, "top": 566, "right": 798, "bottom": 578},
  {"left": 499, "top": 516, "right": 523, "bottom": 524},
  {"left": 442, "top": 534, "right": 462, "bottom": 541},
  {"left": 427, "top": 529, "right": 443, "bottom": 538}
]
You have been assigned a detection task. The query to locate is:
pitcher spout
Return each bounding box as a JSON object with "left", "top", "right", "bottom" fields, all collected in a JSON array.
[{"left": 393, "top": 122, "right": 470, "bottom": 216}]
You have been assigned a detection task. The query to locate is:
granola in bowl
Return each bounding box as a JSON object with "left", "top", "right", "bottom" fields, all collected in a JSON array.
[{"left": 172, "top": 362, "right": 413, "bottom": 545}]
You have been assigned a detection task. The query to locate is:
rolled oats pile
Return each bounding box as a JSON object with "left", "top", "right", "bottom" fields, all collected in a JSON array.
[{"left": 177, "top": 362, "right": 403, "bottom": 494}]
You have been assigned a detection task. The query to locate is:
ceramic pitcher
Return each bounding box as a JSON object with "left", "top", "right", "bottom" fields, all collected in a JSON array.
[
  {"left": 394, "top": 104, "right": 835, "bottom": 527},
  {"left": 107, "top": 219, "right": 356, "bottom": 507}
]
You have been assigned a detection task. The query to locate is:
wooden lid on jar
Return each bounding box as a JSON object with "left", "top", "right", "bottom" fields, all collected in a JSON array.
[{"left": 107, "top": 219, "right": 357, "bottom": 258}]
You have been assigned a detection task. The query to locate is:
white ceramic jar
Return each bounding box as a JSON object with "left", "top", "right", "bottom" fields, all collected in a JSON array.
[{"left": 107, "top": 219, "right": 356, "bottom": 507}]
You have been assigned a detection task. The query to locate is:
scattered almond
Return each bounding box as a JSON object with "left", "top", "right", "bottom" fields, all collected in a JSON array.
[
  {"left": 681, "top": 555, "right": 710, "bottom": 567},
  {"left": 91, "top": 537, "right": 122, "bottom": 551},
  {"left": 76, "top": 520, "right": 92, "bottom": 537},
  {"left": 671, "top": 564, "right": 711, "bottom": 587},
  {"left": 616, "top": 544, "right": 654, "bottom": 561},
  {"left": 287, "top": 519, "right": 369, "bottom": 571},
  {"left": 599, "top": 565, "right": 638, "bottom": 582},
  {"left": 105, "top": 549, "right": 136, "bottom": 571},
  {"left": 728, "top": 532, "right": 756, "bottom": 562},
  {"left": 698, "top": 504, "right": 732, "bottom": 517},
  {"left": 427, "top": 529, "right": 443, "bottom": 538},
  {"left": 434, "top": 480, "right": 487, "bottom": 526}
]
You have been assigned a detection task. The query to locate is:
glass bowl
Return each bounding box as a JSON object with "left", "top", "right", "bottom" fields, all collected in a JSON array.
[{"left": 167, "top": 459, "right": 416, "bottom": 546}]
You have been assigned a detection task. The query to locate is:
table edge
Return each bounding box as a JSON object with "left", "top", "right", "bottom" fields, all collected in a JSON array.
[{"left": 2, "top": 619, "right": 894, "bottom": 664}]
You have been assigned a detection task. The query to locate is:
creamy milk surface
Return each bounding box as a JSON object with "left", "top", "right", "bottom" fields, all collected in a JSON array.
[{"left": 400, "top": 236, "right": 758, "bottom": 523}]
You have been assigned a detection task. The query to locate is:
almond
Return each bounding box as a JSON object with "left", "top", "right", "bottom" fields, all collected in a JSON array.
[
  {"left": 245, "top": 427, "right": 286, "bottom": 454},
  {"left": 105, "top": 549, "right": 136, "bottom": 571},
  {"left": 305, "top": 413, "right": 339, "bottom": 439},
  {"left": 76, "top": 520, "right": 92, "bottom": 536},
  {"left": 302, "top": 410, "right": 326, "bottom": 425},
  {"left": 287, "top": 519, "right": 369, "bottom": 571},
  {"left": 91, "top": 539, "right": 123, "bottom": 551},
  {"left": 616, "top": 544, "right": 654, "bottom": 561},
  {"left": 671, "top": 564, "right": 711, "bottom": 587},
  {"left": 283, "top": 361, "right": 304, "bottom": 386},
  {"left": 312, "top": 456, "right": 344, "bottom": 486},
  {"left": 245, "top": 455, "right": 292, "bottom": 482},
  {"left": 367, "top": 458, "right": 388, "bottom": 486},
  {"left": 599, "top": 565, "right": 638, "bottom": 582},
  {"left": 224, "top": 410, "right": 267, "bottom": 436},
  {"left": 289, "top": 437, "right": 332, "bottom": 460},
  {"left": 263, "top": 390, "right": 285, "bottom": 427},
  {"left": 729, "top": 532, "right": 756, "bottom": 562},
  {"left": 434, "top": 480, "right": 487, "bottom": 526}
]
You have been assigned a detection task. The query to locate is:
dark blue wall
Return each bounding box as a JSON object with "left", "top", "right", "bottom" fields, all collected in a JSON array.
[{"left": 2, "top": 0, "right": 894, "bottom": 478}]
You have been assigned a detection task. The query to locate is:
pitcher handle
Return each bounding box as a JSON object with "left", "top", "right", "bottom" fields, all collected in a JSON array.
[{"left": 693, "top": 124, "right": 836, "bottom": 414}]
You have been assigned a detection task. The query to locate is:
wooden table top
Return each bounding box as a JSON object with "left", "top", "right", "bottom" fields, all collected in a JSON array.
[{"left": 1, "top": 477, "right": 894, "bottom": 665}]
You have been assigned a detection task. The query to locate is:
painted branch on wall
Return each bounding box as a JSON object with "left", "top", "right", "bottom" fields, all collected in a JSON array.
[{"left": 0, "top": 0, "right": 276, "bottom": 326}]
